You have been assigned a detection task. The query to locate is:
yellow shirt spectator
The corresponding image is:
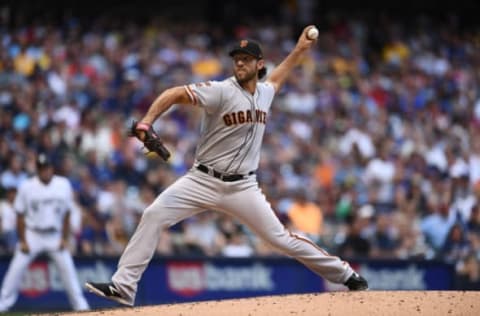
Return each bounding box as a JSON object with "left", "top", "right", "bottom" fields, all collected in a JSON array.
[
  {"left": 382, "top": 40, "right": 410, "bottom": 65},
  {"left": 14, "top": 49, "right": 36, "bottom": 77},
  {"left": 37, "top": 53, "right": 52, "bottom": 71},
  {"left": 192, "top": 56, "right": 222, "bottom": 78}
]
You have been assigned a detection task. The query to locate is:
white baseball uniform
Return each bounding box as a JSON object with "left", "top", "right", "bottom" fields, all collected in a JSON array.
[
  {"left": 111, "top": 77, "right": 355, "bottom": 305},
  {"left": 0, "top": 175, "right": 89, "bottom": 311}
]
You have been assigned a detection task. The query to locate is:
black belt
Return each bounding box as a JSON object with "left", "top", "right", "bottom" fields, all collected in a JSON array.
[
  {"left": 28, "top": 227, "right": 59, "bottom": 234},
  {"left": 196, "top": 164, "right": 254, "bottom": 182}
]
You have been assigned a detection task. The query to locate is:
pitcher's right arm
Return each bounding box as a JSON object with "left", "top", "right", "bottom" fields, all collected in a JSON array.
[{"left": 266, "top": 25, "right": 317, "bottom": 93}]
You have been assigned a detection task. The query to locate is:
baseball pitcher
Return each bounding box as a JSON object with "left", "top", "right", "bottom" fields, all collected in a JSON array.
[
  {"left": 0, "top": 154, "right": 89, "bottom": 311},
  {"left": 86, "top": 25, "right": 368, "bottom": 306}
]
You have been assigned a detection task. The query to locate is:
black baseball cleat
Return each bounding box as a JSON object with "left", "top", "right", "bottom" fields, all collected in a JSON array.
[
  {"left": 344, "top": 272, "right": 369, "bottom": 291},
  {"left": 85, "top": 282, "right": 133, "bottom": 306}
]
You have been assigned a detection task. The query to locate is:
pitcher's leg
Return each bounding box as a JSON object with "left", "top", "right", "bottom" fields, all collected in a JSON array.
[
  {"left": 50, "top": 250, "right": 89, "bottom": 311},
  {"left": 111, "top": 173, "right": 215, "bottom": 303},
  {"left": 220, "top": 185, "right": 354, "bottom": 284},
  {"left": 0, "top": 250, "right": 36, "bottom": 311},
  {"left": 112, "top": 208, "right": 204, "bottom": 303}
]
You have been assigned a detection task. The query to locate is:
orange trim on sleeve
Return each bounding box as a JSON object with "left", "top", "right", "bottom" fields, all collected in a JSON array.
[{"left": 184, "top": 85, "right": 198, "bottom": 105}]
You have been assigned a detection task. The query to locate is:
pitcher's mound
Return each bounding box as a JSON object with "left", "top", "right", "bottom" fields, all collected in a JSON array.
[{"left": 60, "top": 291, "right": 479, "bottom": 316}]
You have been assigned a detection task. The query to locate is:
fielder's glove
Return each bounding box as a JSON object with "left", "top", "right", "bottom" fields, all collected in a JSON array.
[{"left": 129, "top": 120, "right": 171, "bottom": 161}]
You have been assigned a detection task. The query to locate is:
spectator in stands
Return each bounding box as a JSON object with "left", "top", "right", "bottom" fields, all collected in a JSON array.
[
  {"left": 393, "top": 210, "right": 431, "bottom": 259},
  {"left": 0, "top": 156, "right": 27, "bottom": 190},
  {"left": 77, "top": 210, "right": 112, "bottom": 256},
  {"left": 106, "top": 215, "right": 130, "bottom": 255},
  {"left": 370, "top": 212, "right": 400, "bottom": 258},
  {"left": 221, "top": 228, "right": 255, "bottom": 258},
  {"left": 179, "top": 212, "right": 225, "bottom": 256},
  {"left": 363, "top": 138, "right": 397, "bottom": 213},
  {"left": 0, "top": 187, "right": 17, "bottom": 254},
  {"left": 421, "top": 195, "right": 454, "bottom": 255},
  {"left": 454, "top": 252, "right": 480, "bottom": 290},
  {"left": 440, "top": 223, "right": 472, "bottom": 263},
  {"left": 449, "top": 158, "right": 475, "bottom": 224},
  {"left": 467, "top": 204, "right": 480, "bottom": 236},
  {"left": 286, "top": 190, "right": 323, "bottom": 243},
  {"left": 337, "top": 211, "right": 372, "bottom": 258}
]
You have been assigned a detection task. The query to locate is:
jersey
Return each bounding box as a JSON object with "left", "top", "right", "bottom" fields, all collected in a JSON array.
[
  {"left": 14, "top": 175, "right": 74, "bottom": 231},
  {"left": 184, "top": 77, "right": 275, "bottom": 175}
]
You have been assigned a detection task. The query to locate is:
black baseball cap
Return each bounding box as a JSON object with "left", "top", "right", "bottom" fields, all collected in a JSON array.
[
  {"left": 228, "top": 39, "right": 263, "bottom": 59},
  {"left": 36, "top": 153, "right": 52, "bottom": 169}
]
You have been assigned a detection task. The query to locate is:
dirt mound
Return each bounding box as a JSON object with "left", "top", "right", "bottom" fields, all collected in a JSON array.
[{"left": 47, "top": 291, "right": 479, "bottom": 316}]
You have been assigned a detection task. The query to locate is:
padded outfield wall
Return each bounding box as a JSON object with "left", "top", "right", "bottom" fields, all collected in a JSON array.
[{"left": 0, "top": 256, "right": 454, "bottom": 312}]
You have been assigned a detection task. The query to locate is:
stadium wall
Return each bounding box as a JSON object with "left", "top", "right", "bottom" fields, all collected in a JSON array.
[{"left": 0, "top": 256, "right": 454, "bottom": 312}]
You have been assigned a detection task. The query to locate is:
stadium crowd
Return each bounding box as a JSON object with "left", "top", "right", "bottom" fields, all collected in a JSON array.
[{"left": 0, "top": 8, "right": 480, "bottom": 288}]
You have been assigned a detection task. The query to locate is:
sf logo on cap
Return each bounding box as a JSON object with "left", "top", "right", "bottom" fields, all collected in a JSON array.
[{"left": 240, "top": 40, "right": 248, "bottom": 47}]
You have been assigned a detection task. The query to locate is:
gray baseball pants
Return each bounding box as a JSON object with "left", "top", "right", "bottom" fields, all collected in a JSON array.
[{"left": 112, "top": 168, "right": 354, "bottom": 305}]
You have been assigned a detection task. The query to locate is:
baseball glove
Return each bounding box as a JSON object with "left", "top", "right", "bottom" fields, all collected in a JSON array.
[{"left": 129, "top": 120, "right": 171, "bottom": 161}]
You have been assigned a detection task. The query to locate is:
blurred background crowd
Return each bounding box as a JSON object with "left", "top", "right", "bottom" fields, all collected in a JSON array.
[{"left": 1, "top": 1, "right": 480, "bottom": 288}]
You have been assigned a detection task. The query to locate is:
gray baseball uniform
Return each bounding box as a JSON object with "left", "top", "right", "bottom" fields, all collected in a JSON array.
[{"left": 110, "top": 77, "right": 355, "bottom": 305}]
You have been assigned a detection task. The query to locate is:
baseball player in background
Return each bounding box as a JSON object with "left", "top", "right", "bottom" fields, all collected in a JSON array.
[
  {"left": 0, "top": 154, "right": 89, "bottom": 312},
  {"left": 86, "top": 25, "right": 368, "bottom": 306}
]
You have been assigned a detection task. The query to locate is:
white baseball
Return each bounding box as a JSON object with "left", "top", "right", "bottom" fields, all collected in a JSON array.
[{"left": 307, "top": 27, "right": 319, "bottom": 40}]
